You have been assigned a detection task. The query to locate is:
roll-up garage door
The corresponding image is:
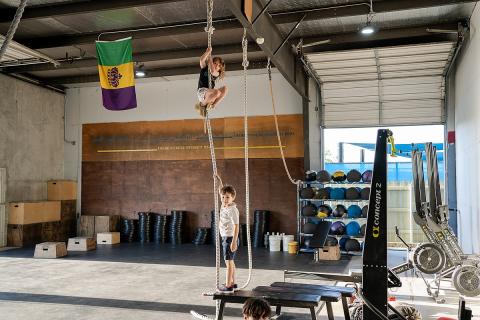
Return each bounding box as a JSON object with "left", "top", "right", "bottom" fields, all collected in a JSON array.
[{"left": 305, "top": 42, "right": 455, "bottom": 128}]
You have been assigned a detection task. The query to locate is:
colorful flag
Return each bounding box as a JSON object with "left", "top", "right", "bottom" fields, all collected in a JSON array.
[{"left": 96, "top": 37, "right": 137, "bottom": 110}]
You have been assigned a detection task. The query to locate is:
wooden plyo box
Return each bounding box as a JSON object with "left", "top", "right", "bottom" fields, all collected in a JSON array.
[
  {"left": 47, "top": 180, "right": 77, "bottom": 200},
  {"left": 79, "top": 216, "right": 95, "bottom": 237},
  {"left": 97, "top": 232, "right": 120, "bottom": 245},
  {"left": 94, "top": 215, "right": 121, "bottom": 233},
  {"left": 7, "top": 223, "right": 42, "bottom": 247},
  {"left": 317, "top": 245, "right": 341, "bottom": 261},
  {"left": 67, "top": 237, "right": 96, "bottom": 251},
  {"left": 8, "top": 201, "right": 61, "bottom": 224},
  {"left": 34, "top": 242, "right": 67, "bottom": 259}
]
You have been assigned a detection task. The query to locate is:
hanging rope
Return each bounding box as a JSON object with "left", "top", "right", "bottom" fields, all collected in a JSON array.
[
  {"left": 0, "top": 0, "right": 28, "bottom": 61},
  {"left": 266, "top": 59, "right": 301, "bottom": 186},
  {"left": 238, "top": 28, "right": 253, "bottom": 290}
]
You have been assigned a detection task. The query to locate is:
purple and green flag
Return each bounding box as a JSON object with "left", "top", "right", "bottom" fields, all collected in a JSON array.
[{"left": 95, "top": 37, "right": 137, "bottom": 110}]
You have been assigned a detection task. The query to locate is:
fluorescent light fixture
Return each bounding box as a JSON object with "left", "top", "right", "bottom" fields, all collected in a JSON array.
[
  {"left": 360, "top": 24, "right": 375, "bottom": 35},
  {"left": 135, "top": 70, "right": 146, "bottom": 77}
]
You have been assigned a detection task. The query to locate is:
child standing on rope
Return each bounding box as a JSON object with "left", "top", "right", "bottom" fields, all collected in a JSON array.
[
  {"left": 195, "top": 47, "right": 228, "bottom": 117},
  {"left": 215, "top": 174, "right": 239, "bottom": 292}
]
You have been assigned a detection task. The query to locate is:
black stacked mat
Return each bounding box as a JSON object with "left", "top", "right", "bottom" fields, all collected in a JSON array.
[
  {"left": 152, "top": 214, "right": 169, "bottom": 244},
  {"left": 210, "top": 210, "right": 219, "bottom": 245},
  {"left": 169, "top": 210, "right": 185, "bottom": 245},
  {"left": 138, "top": 212, "right": 152, "bottom": 243},
  {"left": 253, "top": 210, "right": 270, "bottom": 247},
  {"left": 192, "top": 227, "right": 210, "bottom": 245},
  {"left": 120, "top": 219, "right": 137, "bottom": 243}
]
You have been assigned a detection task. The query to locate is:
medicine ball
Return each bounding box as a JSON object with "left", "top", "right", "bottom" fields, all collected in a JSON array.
[
  {"left": 315, "top": 187, "right": 330, "bottom": 199},
  {"left": 317, "top": 204, "right": 332, "bottom": 218},
  {"left": 361, "top": 205, "right": 368, "bottom": 218},
  {"left": 305, "top": 170, "right": 317, "bottom": 182},
  {"left": 347, "top": 204, "right": 362, "bottom": 218},
  {"left": 316, "top": 170, "right": 331, "bottom": 183},
  {"left": 300, "top": 187, "right": 315, "bottom": 199},
  {"left": 329, "top": 221, "right": 346, "bottom": 235},
  {"left": 303, "top": 222, "right": 317, "bottom": 234},
  {"left": 324, "top": 236, "right": 338, "bottom": 247},
  {"left": 360, "top": 224, "right": 366, "bottom": 236},
  {"left": 345, "top": 239, "right": 361, "bottom": 251},
  {"left": 346, "top": 169, "right": 362, "bottom": 183},
  {"left": 333, "top": 204, "right": 347, "bottom": 218},
  {"left": 360, "top": 187, "right": 370, "bottom": 200},
  {"left": 345, "top": 187, "right": 361, "bottom": 200},
  {"left": 302, "top": 203, "right": 317, "bottom": 217},
  {"left": 332, "top": 170, "right": 347, "bottom": 182},
  {"left": 330, "top": 188, "right": 345, "bottom": 200},
  {"left": 339, "top": 236, "right": 350, "bottom": 250},
  {"left": 361, "top": 169, "right": 373, "bottom": 183},
  {"left": 346, "top": 221, "right": 361, "bottom": 236}
]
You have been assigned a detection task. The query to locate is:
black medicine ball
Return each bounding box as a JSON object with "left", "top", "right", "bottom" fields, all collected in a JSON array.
[
  {"left": 361, "top": 205, "right": 368, "bottom": 218},
  {"left": 305, "top": 170, "right": 317, "bottom": 182},
  {"left": 315, "top": 187, "right": 330, "bottom": 199},
  {"left": 345, "top": 239, "right": 361, "bottom": 251},
  {"left": 302, "top": 203, "right": 317, "bottom": 217},
  {"left": 346, "top": 169, "right": 362, "bottom": 183},
  {"left": 300, "top": 187, "right": 315, "bottom": 199},
  {"left": 316, "top": 170, "right": 331, "bottom": 183},
  {"left": 360, "top": 224, "right": 366, "bottom": 236},
  {"left": 360, "top": 187, "right": 370, "bottom": 200},
  {"left": 324, "top": 236, "right": 338, "bottom": 247},
  {"left": 332, "top": 170, "right": 347, "bottom": 182},
  {"left": 333, "top": 204, "right": 347, "bottom": 218},
  {"left": 345, "top": 187, "right": 360, "bottom": 200}
]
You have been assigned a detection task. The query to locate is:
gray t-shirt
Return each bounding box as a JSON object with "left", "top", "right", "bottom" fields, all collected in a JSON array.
[{"left": 219, "top": 203, "right": 240, "bottom": 237}]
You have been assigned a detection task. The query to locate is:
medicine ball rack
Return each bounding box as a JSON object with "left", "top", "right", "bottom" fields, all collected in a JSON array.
[{"left": 297, "top": 178, "right": 370, "bottom": 255}]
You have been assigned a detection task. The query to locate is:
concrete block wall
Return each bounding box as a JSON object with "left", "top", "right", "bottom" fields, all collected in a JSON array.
[{"left": 0, "top": 74, "right": 65, "bottom": 202}]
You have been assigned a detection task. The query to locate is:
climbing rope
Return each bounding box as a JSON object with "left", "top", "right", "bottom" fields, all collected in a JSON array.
[
  {"left": 266, "top": 59, "right": 301, "bottom": 186},
  {"left": 238, "top": 28, "right": 253, "bottom": 290},
  {"left": 0, "top": 0, "right": 28, "bottom": 61}
]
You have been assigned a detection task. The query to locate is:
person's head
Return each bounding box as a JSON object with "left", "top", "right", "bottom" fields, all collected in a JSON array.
[
  {"left": 242, "top": 298, "right": 271, "bottom": 320},
  {"left": 212, "top": 57, "right": 226, "bottom": 79},
  {"left": 220, "top": 185, "right": 236, "bottom": 205}
]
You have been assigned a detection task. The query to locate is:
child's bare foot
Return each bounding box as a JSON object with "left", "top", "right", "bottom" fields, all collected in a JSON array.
[{"left": 195, "top": 102, "right": 208, "bottom": 117}]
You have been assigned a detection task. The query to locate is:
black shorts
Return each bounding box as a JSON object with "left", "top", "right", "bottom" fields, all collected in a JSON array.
[{"left": 222, "top": 236, "right": 239, "bottom": 261}]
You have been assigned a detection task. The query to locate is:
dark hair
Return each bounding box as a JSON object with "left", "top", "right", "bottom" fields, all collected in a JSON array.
[
  {"left": 221, "top": 185, "right": 236, "bottom": 197},
  {"left": 213, "top": 56, "right": 226, "bottom": 80},
  {"left": 242, "top": 298, "right": 271, "bottom": 320}
]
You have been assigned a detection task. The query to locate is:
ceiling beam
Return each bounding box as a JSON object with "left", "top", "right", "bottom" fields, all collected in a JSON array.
[
  {"left": 0, "top": 0, "right": 184, "bottom": 24},
  {"left": 270, "top": 0, "right": 476, "bottom": 25},
  {"left": 301, "top": 23, "right": 460, "bottom": 54},
  {"left": 42, "top": 60, "right": 267, "bottom": 85},
  {"left": 18, "top": 0, "right": 474, "bottom": 50},
  {"left": 2, "top": 42, "right": 261, "bottom": 73},
  {"left": 225, "top": 0, "right": 307, "bottom": 97}
]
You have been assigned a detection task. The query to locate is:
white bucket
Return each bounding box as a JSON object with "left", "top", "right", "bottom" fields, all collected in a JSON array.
[
  {"left": 282, "top": 235, "right": 294, "bottom": 252},
  {"left": 269, "top": 235, "right": 281, "bottom": 252}
]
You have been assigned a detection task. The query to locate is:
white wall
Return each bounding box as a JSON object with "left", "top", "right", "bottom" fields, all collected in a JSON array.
[
  {"left": 64, "top": 70, "right": 303, "bottom": 210},
  {"left": 308, "top": 78, "right": 322, "bottom": 170},
  {"left": 454, "top": 5, "right": 480, "bottom": 254},
  {"left": 0, "top": 74, "right": 65, "bottom": 202}
]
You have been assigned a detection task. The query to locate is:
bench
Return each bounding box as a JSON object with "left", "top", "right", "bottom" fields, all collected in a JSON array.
[
  {"left": 271, "top": 282, "right": 356, "bottom": 320},
  {"left": 213, "top": 286, "right": 341, "bottom": 320}
]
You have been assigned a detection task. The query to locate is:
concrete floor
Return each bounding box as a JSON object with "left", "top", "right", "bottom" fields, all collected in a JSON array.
[{"left": 0, "top": 244, "right": 478, "bottom": 319}]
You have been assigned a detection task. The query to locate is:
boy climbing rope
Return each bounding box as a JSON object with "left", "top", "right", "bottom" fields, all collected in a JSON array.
[{"left": 195, "top": 47, "right": 228, "bottom": 117}]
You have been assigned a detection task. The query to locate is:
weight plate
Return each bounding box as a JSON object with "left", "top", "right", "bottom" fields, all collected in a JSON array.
[
  {"left": 452, "top": 265, "right": 480, "bottom": 297},
  {"left": 412, "top": 243, "right": 446, "bottom": 274}
]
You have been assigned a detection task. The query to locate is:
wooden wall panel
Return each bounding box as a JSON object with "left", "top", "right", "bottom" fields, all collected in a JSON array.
[
  {"left": 82, "top": 115, "right": 303, "bottom": 161},
  {"left": 82, "top": 158, "right": 304, "bottom": 241}
]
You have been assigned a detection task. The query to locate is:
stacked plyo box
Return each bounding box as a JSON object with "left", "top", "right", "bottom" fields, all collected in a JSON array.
[
  {"left": 79, "top": 215, "right": 121, "bottom": 238},
  {"left": 6, "top": 180, "right": 77, "bottom": 247}
]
